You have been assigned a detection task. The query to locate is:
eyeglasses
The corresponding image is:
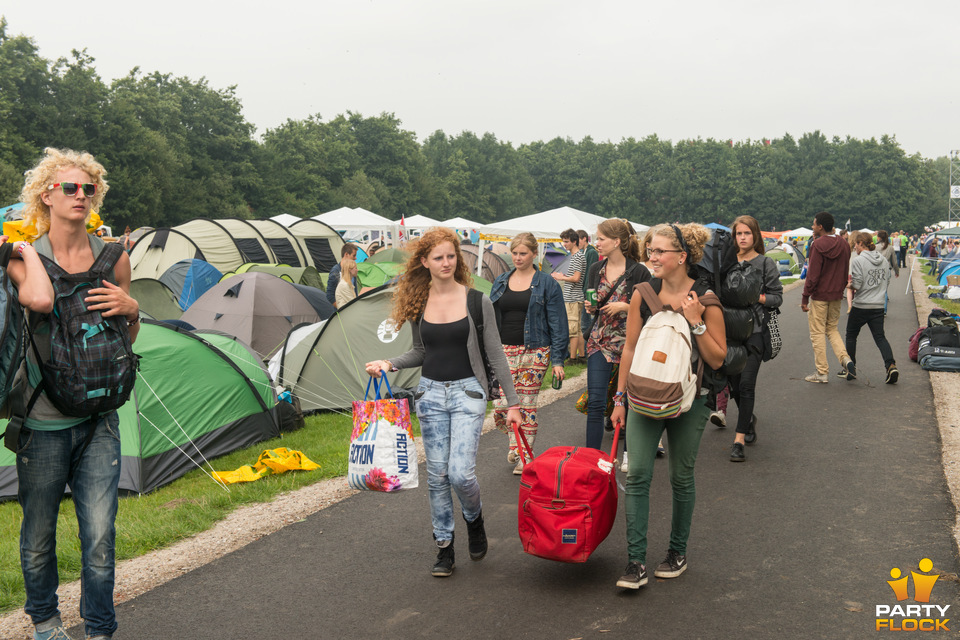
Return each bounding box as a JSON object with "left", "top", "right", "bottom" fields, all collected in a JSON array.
[
  {"left": 647, "top": 248, "right": 684, "bottom": 259},
  {"left": 48, "top": 182, "right": 97, "bottom": 197}
]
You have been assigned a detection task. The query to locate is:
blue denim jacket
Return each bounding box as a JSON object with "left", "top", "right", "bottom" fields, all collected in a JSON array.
[{"left": 489, "top": 268, "right": 569, "bottom": 365}]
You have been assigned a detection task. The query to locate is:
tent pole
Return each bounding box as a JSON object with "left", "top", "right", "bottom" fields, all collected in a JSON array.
[{"left": 476, "top": 238, "right": 485, "bottom": 275}]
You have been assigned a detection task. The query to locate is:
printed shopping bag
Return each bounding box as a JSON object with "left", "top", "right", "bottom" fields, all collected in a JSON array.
[{"left": 349, "top": 375, "right": 419, "bottom": 491}]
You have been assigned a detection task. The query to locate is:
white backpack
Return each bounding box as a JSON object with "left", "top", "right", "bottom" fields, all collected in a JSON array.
[{"left": 626, "top": 282, "right": 700, "bottom": 419}]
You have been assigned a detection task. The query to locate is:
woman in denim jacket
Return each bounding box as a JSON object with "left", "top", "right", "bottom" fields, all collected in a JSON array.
[
  {"left": 489, "top": 232, "right": 569, "bottom": 474},
  {"left": 366, "top": 227, "right": 520, "bottom": 578}
]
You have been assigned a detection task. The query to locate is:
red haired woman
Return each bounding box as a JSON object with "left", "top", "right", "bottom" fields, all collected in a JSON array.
[{"left": 366, "top": 227, "right": 520, "bottom": 577}]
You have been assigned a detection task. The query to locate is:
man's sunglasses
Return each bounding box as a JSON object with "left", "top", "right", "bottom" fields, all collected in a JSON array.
[{"left": 48, "top": 182, "right": 97, "bottom": 197}]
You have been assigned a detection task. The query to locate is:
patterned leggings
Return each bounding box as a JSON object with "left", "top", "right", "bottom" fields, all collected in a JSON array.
[{"left": 493, "top": 344, "right": 550, "bottom": 459}]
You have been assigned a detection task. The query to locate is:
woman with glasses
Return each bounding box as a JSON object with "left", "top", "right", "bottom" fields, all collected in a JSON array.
[
  {"left": 489, "top": 232, "right": 568, "bottom": 474},
  {"left": 727, "top": 215, "right": 783, "bottom": 462},
  {"left": 365, "top": 227, "right": 520, "bottom": 578},
  {"left": 583, "top": 219, "right": 650, "bottom": 452},
  {"left": 611, "top": 223, "right": 726, "bottom": 590},
  {"left": 8, "top": 148, "right": 140, "bottom": 640}
]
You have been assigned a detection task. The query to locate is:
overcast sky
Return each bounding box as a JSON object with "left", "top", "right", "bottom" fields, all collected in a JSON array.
[{"left": 4, "top": 1, "right": 958, "bottom": 159}]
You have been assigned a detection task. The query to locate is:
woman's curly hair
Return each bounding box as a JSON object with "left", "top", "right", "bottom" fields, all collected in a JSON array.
[
  {"left": 649, "top": 223, "right": 711, "bottom": 271},
  {"left": 392, "top": 227, "right": 473, "bottom": 327},
  {"left": 20, "top": 148, "right": 108, "bottom": 239}
]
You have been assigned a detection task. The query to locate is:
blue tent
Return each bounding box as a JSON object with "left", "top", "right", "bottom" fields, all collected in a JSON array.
[
  {"left": 159, "top": 259, "right": 223, "bottom": 310},
  {"left": 2, "top": 202, "right": 24, "bottom": 221},
  {"left": 705, "top": 222, "right": 729, "bottom": 231},
  {"left": 939, "top": 263, "right": 960, "bottom": 286}
]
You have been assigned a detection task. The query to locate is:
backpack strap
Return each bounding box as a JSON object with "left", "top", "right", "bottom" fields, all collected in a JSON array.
[
  {"left": 467, "top": 288, "right": 486, "bottom": 358},
  {"left": 635, "top": 281, "right": 664, "bottom": 316}
]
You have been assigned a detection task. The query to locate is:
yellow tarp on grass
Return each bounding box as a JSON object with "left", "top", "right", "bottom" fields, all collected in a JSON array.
[{"left": 213, "top": 448, "right": 321, "bottom": 485}]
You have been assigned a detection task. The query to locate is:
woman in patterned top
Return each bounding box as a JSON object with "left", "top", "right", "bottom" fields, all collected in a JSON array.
[
  {"left": 583, "top": 219, "right": 650, "bottom": 451},
  {"left": 490, "top": 232, "right": 569, "bottom": 474}
]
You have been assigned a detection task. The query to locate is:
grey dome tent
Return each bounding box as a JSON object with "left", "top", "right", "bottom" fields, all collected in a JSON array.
[{"left": 180, "top": 272, "right": 333, "bottom": 360}]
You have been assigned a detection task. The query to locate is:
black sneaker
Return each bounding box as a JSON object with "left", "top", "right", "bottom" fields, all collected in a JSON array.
[
  {"left": 843, "top": 359, "right": 856, "bottom": 381},
  {"left": 885, "top": 364, "right": 899, "bottom": 384},
  {"left": 616, "top": 561, "right": 647, "bottom": 589},
  {"left": 464, "top": 512, "right": 487, "bottom": 561},
  {"left": 744, "top": 414, "right": 757, "bottom": 445},
  {"left": 836, "top": 369, "right": 848, "bottom": 379},
  {"left": 730, "top": 442, "right": 745, "bottom": 462},
  {"left": 604, "top": 417, "right": 614, "bottom": 432},
  {"left": 432, "top": 537, "right": 455, "bottom": 577},
  {"left": 654, "top": 549, "right": 687, "bottom": 578}
]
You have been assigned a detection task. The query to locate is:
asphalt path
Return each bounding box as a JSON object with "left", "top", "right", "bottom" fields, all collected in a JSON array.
[{"left": 97, "top": 282, "right": 959, "bottom": 640}]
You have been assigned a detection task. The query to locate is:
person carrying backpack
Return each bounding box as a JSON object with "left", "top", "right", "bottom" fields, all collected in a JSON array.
[
  {"left": 610, "top": 223, "right": 726, "bottom": 590},
  {"left": 726, "top": 216, "right": 783, "bottom": 462},
  {"left": 7, "top": 148, "right": 140, "bottom": 640}
]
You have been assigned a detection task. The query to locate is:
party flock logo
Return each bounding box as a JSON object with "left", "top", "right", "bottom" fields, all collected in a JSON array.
[{"left": 875, "top": 558, "right": 949, "bottom": 631}]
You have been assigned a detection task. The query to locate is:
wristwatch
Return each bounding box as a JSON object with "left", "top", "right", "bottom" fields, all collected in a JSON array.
[{"left": 690, "top": 322, "right": 707, "bottom": 336}]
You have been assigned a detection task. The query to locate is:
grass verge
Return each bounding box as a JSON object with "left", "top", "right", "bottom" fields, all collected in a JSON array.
[{"left": 921, "top": 275, "right": 960, "bottom": 316}]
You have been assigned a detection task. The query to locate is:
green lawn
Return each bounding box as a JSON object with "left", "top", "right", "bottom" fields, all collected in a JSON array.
[
  {"left": 922, "top": 274, "right": 960, "bottom": 316},
  {"left": 0, "top": 360, "right": 589, "bottom": 614}
]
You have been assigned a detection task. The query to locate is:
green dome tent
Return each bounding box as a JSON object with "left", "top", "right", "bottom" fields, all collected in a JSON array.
[
  {"left": 0, "top": 322, "right": 279, "bottom": 498},
  {"left": 356, "top": 262, "right": 404, "bottom": 288},
  {"left": 222, "top": 263, "right": 325, "bottom": 290},
  {"left": 270, "top": 284, "right": 420, "bottom": 412},
  {"left": 130, "top": 278, "right": 184, "bottom": 322}
]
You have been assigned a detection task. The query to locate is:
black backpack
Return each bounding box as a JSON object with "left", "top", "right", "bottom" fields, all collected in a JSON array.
[
  {"left": 25, "top": 241, "right": 140, "bottom": 418},
  {"left": 0, "top": 243, "right": 25, "bottom": 417}
]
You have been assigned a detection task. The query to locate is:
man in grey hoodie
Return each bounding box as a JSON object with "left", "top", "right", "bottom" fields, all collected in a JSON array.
[{"left": 846, "top": 231, "right": 898, "bottom": 384}]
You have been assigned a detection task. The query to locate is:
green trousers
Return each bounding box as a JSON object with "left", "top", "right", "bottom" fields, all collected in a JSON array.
[{"left": 624, "top": 396, "right": 709, "bottom": 564}]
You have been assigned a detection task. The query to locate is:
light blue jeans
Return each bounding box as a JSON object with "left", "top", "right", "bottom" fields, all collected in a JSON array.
[
  {"left": 17, "top": 413, "right": 121, "bottom": 639},
  {"left": 415, "top": 376, "right": 487, "bottom": 542}
]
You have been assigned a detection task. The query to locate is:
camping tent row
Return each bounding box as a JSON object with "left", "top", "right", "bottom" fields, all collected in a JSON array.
[
  {"left": 0, "top": 322, "right": 280, "bottom": 499},
  {"left": 129, "top": 218, "right": 344, "bottom": 281}
]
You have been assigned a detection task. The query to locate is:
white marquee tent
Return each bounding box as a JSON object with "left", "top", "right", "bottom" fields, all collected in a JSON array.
[
  {"left": 399, "top": 214, "right": 441, "bottom": 229},
  {"left": 441, "top": 216, "right": 481, "bottom": 230},
  {"left": 479, "top": 207, "right": 608, "bottom": 241},
  {"left": 780, "top": 227, "right": 814, "bottom": 238},
  {"left": 312, "top": 207, "right": 399, "bottom": 244}
]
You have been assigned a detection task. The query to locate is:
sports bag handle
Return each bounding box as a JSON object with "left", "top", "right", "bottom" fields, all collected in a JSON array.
[
  {"left": 512, "top": 423, "right": 534, "bottom": 463},
  {"left": 512, "top": 418, "right": 621, "bottom": 472}
]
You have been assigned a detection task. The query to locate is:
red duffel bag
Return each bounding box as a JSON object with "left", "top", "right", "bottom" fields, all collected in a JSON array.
[{"left": 513, "top": 424, "right": 620, "bottom": 563}]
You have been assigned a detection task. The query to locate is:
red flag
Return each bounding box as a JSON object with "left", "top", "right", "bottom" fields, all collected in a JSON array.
[{"left": 399, "top": 214, "right": 406, "bottom": 243}]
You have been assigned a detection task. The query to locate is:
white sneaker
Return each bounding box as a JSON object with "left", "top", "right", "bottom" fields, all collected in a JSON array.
[
  {"left": 804, "top": 372, "right": 828, "bottom": 384},
  {"left": 709, "top": 411, "right": 726, "bottom": 428},
  {"left": 620, "top": 452, "right": 629, "bottom": 473},
  {"left": 513, "top": 458, "right": 525, "bottom": 475},
  {"left": 507, "top": 449, "right": 518, "bottom": 464}
]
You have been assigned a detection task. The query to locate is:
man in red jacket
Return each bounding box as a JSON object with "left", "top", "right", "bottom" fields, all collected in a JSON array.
[{"left": 801, "top": 211, "right": 854, "bottom": 383}]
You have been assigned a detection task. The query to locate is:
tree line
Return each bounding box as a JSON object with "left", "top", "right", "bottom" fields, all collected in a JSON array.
[{"left": 0, "top": 19, "right": 950, "bottom": 235}]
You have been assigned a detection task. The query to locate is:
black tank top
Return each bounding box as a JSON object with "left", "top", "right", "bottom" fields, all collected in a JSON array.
[
  {"left": 420, "top": 316, "right": 474, "bottom": 381},
  {"left": 498, "top": 286, "right": 530, "bottom": 346}
]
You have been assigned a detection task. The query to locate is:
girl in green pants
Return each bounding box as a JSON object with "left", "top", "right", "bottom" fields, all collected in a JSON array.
[{"left": 610, "top": 223, "right": 727, "bottom": 590}]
